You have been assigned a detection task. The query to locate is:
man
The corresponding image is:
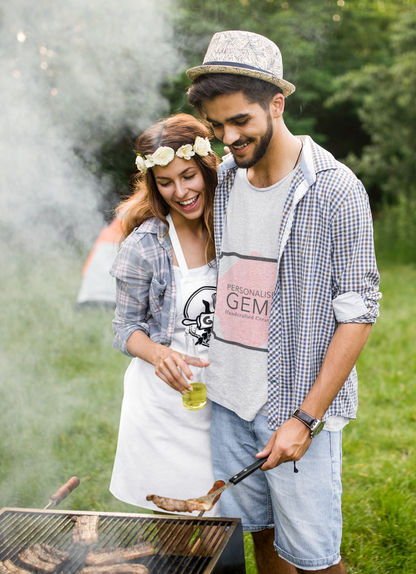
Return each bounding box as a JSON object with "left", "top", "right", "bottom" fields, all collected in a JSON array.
[{"left": 186, "top": 31, "right": 381, "bottom": 573}]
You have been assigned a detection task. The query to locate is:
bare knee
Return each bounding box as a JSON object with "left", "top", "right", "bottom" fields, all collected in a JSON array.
[{"left": 252, "top": 530, "right": 297, "bottom": 574}]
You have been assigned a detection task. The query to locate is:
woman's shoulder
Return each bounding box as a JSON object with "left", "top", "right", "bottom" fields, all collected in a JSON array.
[
  {"left": 111, "top": 217, "right": 171, "bottom": 278},
  {"left": 123, "top": 217, "right": 168, "bottom": 247},
  {"left": 133, "top": 216, "right": 167, "bottom": 237}
]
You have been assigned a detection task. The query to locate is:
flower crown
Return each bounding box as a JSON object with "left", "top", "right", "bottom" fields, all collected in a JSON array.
[{"left": 135, "top": 136, "right": 212, "bottom": 174}]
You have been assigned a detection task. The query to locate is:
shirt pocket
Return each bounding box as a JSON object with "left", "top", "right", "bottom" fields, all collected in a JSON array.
[{"left": 149, "top": 276, "right": 167, "bottom": 315}]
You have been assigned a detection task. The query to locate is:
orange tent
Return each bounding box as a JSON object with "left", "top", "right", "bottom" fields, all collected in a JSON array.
[{"left": 77, "top": 217, "right": 123, "bottom": 307}]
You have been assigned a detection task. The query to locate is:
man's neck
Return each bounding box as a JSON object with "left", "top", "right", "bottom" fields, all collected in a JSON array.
[{"left": 247, "top": 127, "right": 302, "bottom": 189}]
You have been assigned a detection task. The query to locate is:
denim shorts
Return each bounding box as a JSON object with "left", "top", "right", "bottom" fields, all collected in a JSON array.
[{"left": 210, "top": 402, "right": 343, "bottom": 571}]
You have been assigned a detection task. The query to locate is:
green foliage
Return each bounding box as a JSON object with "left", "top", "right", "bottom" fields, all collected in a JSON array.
[
  {"left": 341, "top": 263, "right": 416, "bottom": 573},
  {"left": 327, "top": 6, "right": 416, "bottom": 204},
  {"left": 91, "top": 0, "right": 416, "bottom": 263},
  {"left": 167, "top": 0, "right": 410, "bottom": 158},
  {"left": 374, "top": 194, "right": 416, "bottom": 264}
]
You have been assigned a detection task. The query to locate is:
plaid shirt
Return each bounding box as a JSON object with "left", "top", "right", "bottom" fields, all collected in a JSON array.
[
  {"left": 214, "top": 137, "right": 381, "bottom": 429},
  {"left": 110, "top": 217, "right": 177, "bottom": 357}
]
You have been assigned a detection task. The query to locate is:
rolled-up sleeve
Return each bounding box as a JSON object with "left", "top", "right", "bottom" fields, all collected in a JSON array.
[
  {"left": 331, "top": 180, "right": 382, "bottom": 324},
  {"left": 110, "top": 237, "right": 154, "bottom": 356}
]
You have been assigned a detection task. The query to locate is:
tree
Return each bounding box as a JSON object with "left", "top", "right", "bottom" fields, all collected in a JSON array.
[
  {"left": 163, "top": 0, "right": 413, "bottom": 208},
  {"left": 327, "top": 6, "right": 416, "bottom": 204}
]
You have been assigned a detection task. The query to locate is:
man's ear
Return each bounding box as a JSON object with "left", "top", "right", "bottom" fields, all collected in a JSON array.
[{"left": 270, "top": 93, "right": 285, "bottom": 119}]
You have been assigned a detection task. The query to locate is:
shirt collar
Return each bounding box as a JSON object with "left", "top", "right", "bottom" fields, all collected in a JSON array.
[
  {"left": 299, "top": 136, "right": 338, "bottom": 186},
  {"left": 219, "top": 135, "right": 338, "bottom": 188}
]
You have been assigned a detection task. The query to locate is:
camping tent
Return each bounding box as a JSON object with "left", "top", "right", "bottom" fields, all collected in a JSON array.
[{"left": 77, "top": 217, "right": 123, "bottom": 307}]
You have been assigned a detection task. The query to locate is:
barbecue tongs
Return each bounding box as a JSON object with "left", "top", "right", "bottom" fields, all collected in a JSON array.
[{"left": 197, "top": 456, "right": 268, "bottom": 517}]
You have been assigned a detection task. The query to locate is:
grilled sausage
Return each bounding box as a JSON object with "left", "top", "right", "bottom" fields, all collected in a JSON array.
[
  {"left": 146, "top": 479, "right": 226, "bottom": 513},
  {"left": 85, "top": 540, "right": 154, "bottom": 566},
  {"left": 145, "top": 494, "right": 211, "bottom": 513}
]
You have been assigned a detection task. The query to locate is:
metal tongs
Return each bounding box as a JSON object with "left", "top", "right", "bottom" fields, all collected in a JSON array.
[{"left": 197, "top": 457, "right": 268, "bottom": 517}]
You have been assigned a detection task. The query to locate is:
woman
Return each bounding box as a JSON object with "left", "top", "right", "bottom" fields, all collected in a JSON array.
[{"left": 109, "top": 113, "right": 220, "bottom": 516}]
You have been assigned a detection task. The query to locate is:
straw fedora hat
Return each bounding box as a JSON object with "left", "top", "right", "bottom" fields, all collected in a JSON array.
[{"left": 186, "top": 30, "right": 296, "bottom": 97}]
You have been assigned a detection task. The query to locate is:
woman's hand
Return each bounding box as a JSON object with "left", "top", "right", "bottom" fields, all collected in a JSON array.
[
  {"left": 154, "top": 347, "right": 209, "bottom": 393},
  {"left": 126, "top": 330, "right": 209, "bottom": 393}
]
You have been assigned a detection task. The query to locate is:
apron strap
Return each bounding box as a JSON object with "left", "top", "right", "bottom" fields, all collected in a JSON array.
[{"left": 166, "top": 214, "right": 190, "bottom": 277}]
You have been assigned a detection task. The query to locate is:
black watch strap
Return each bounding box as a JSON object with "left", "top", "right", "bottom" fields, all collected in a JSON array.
[{"left": 292, "top": 408, "right": 325, "bottom": 438}]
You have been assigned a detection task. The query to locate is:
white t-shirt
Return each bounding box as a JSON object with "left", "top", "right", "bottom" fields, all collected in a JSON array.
[{"left": 207, "top": 167, "right": 292, "bottom": 421}]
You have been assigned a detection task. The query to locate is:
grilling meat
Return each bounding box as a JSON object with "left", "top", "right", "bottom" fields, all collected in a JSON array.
[
  {"left": 71, "top": 515, "right": 99, "bottom": 546},
  {"left": 18, "top": 549, "right": 56, "bottom": 573},
  {"left": 146, "top": 479, "right": 226, "bottom": 513},
  {"left": 0, "top": 563, "right": 10, "bottom": 574},
  {"left": 85, "top": 540, "right": 154, "bottom": 566},
  {"left": 1, "top": 560, "right": 33, "bottom": 574},
  {"left": 18, "top": 543, "right": 71, "bottom": 572},
  {"left": 80, "top": 565, "right": 149, "bottom": 574},
  {"left": 145, "top": 494, "right": 211, "bottom": 513},
  {"left": 36, "top": 544, "right": 70, "bottom": 565},
  {"left": 38, "top": 542, "right": 71, "bottom": 564}
]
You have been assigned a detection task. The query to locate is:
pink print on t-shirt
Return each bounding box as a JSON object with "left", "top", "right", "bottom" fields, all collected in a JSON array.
[{"left": 215, "top": 251, "right": 277, "bottom": 349}]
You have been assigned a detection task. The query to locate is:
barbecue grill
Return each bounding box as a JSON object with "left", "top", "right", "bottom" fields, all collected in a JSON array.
[{"left": 0, "top": 508, "right": 245, "bottom": 574}]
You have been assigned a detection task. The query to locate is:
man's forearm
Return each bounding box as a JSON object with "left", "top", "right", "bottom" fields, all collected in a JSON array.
[
  {"left": 300, "top": 322, "right": 372, "bottom": 420},
  {"left": 257, "top": 321, "right": 372, "bottom": 469}
]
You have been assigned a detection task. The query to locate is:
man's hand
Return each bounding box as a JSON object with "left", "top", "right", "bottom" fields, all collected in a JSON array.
[
  {"left": 255, "top": 323, "right": 373, "bottom": 471},
  {"left": 256, "top": 417, "right": 311, "bottom": 470}
]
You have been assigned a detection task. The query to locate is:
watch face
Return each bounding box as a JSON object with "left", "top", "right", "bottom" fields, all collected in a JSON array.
[{"left": 312, "top": 420, "right": 325, "bottom": 437}]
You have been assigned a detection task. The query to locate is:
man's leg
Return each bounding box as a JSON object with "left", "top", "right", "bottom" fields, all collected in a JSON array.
[
  {"left": 254, "top": 416, "right": 345, "bottom": 573},
  {"left": 252, "top": 529, "right": 297, "bottom": 573},
  {"left": 296, "top": 560, "right": 347, "bottom": 573}
]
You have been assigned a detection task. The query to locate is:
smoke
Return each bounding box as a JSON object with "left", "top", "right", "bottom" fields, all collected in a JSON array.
[
  {"left": 0, "top": 0, "right": 181, "bottom": 251},
  {"left": 0, "top": 0, "right": 184, "bottom": 509}
]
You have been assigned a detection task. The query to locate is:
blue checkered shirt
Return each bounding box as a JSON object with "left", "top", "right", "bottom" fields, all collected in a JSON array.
[
  {"left": 110, "top": 217, "right": 177, "bottom": 357},
  {"left": 214, "top": 137, "right": 381, "bottom": 429}
]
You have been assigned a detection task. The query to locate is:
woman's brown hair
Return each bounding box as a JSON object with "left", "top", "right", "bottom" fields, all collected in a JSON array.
[{"left": 116, "top": 113, "right": 219, "bottom": 264}]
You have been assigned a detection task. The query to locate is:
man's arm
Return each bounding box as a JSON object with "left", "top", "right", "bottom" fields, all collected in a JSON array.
[{"left": 257, "top": 322, "right": 372, "bottom": 470}]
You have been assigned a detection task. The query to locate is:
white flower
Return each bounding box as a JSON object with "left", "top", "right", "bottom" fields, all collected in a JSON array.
[
  {"left": 151, "top": 146, "right": 175, "bottom": 166},
  {"left": 193, "top": 136, "right": 211, "bottom": 157},
  {"left": 176, "top": 144, "right": 195, "bottom": 160},
  {"left": 135, "top": 155, "right": 147, "bottom": 174},
  {"left": 144, "top": 156, "right": 155, "bottom": 169}
]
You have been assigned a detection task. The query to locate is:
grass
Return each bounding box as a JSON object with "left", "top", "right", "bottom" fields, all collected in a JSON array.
[{"left": 0, "top": 243, "right": 415, "bottom": 573}]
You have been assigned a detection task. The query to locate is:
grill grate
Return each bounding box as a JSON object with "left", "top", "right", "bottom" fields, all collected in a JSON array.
[{"left": 0, "top": 509, "right": 245, "bottom": 574}]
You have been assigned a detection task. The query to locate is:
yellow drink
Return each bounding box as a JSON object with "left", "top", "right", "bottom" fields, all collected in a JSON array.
[{"left": 182, "top": 382, "right": 207, "bottom": 411}]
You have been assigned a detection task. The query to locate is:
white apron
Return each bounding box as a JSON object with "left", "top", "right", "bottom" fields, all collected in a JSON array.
[{"left": 110, "top": 215, "right": 219, "bottom": 516}]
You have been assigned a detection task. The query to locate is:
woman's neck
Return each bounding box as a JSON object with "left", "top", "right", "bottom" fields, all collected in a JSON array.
[{"left": 169, "top": 212, "right": 208, "bottom": 269}]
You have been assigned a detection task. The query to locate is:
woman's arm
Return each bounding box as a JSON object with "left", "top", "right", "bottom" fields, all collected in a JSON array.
[{"left": 111, "top": 231, "right": 208, "bottom": 393}]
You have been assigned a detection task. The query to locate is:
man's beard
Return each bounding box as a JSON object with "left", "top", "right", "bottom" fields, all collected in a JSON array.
[{"left": 232, "top": 113, "right": 273, "bottom": 169}]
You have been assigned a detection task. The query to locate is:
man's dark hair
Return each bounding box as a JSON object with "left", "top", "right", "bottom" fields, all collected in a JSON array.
[{"left": 187, "top": 73, "right": 283, "bottom": 116}]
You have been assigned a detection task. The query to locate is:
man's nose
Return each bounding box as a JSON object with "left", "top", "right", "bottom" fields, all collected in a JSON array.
[{"left": 222, "top": 125, "right": 240, "bottom": 147}]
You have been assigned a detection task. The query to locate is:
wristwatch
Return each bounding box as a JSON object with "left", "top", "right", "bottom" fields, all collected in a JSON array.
[{"left": 292, "top": 408, "right": 325, "bottom": 438}]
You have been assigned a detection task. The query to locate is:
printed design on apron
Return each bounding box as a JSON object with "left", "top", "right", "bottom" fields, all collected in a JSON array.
[
  {"left": 167, "top": 214, "right": 216, "bottom": 348},
  {"left": 182, "top": 286, "right": 216, "bottom": 346}
]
